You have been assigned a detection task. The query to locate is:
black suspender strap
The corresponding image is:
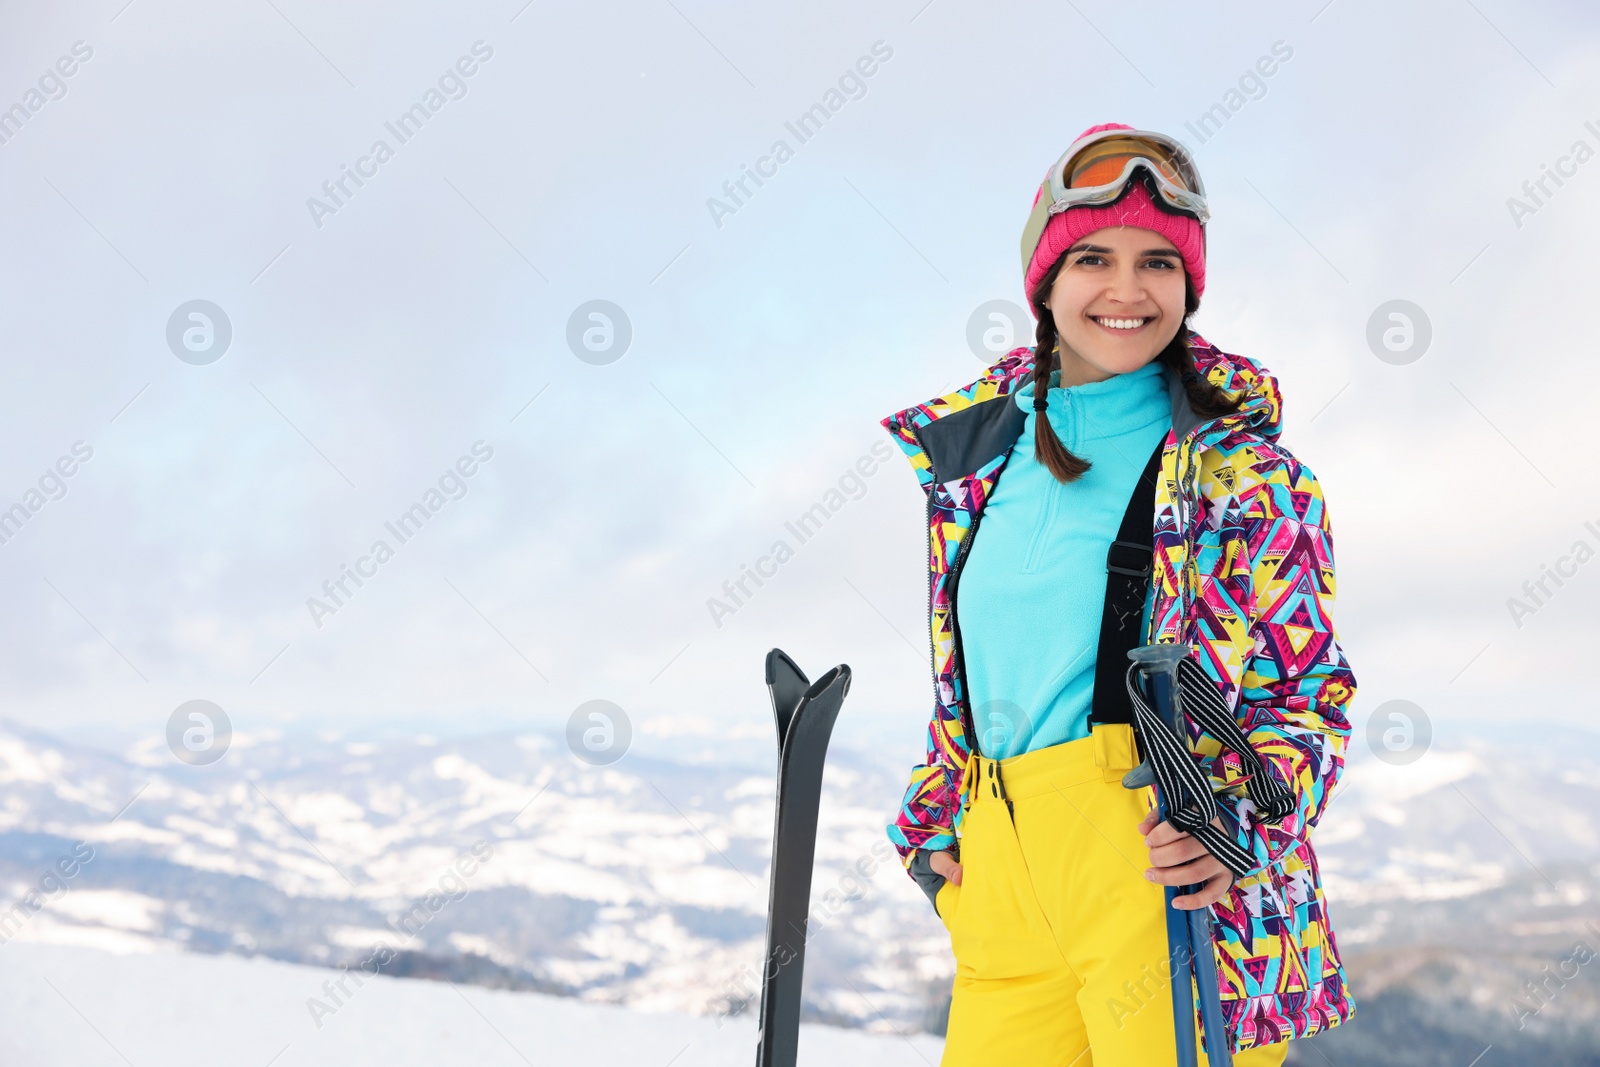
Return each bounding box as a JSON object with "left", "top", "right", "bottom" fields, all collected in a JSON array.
[
  {"left": 1087, "top": 435, "right": 1298, "bottom": 867},
  {"left": 1088, "top": 437, "right": 1165, "bottom": 727}
]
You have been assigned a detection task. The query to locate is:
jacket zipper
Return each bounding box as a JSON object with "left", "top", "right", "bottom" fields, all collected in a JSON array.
[
  {"left": 909, "top": 421, "right": 985, "bottom": 760},
  {"left": 907, "top": 387, "right": 1237, "bottom": 764},
  {"left": 946, "top": 505, "right": 985, "bottom": 759},
  {"left": 910, "top": 425, "right": 940, "bottom": 704}
]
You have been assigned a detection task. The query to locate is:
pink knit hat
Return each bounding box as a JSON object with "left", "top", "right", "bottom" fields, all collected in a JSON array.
[{"left": 1022, "top": 122, "right": 1206, "bottom": 315}]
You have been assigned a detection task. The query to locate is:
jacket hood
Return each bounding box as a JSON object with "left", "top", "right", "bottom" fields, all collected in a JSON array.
[{"left": 881, "top": 332, "right": 1284, "bottom": 488}]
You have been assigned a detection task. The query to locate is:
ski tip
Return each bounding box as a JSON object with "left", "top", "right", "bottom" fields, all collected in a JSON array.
[
  {"left": 803, "top": 664, "right": 851, "bottom": 703},
  {"left": 765, "top": 648, "right": 807, "bottom": 688}
]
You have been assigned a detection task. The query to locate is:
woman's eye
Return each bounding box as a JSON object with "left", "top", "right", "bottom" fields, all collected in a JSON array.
[
  {"left": 1075, "top": 254, "right": 1105, "bottom": 266},
  {"left": 1144, "top": 259, "right": 1175, "bottom": 270}
]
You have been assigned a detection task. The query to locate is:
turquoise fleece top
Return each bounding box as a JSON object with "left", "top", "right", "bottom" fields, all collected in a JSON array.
[{"left": 956, "top": 358, "right": 1172, "bottom": 759}]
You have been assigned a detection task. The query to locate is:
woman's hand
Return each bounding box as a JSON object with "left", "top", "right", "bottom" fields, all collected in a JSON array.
[
  {"left": 1137, "top": 808, "right": 1235, "bottom": 910},
  {"left": 928, "top": 849, "right": 963, "bottom": 886}
]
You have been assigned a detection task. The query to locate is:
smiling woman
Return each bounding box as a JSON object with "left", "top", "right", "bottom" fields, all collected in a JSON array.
[
  {"left": 1025, "top": 224, "right": 1237, "bottom": 484},
  {"left": 879, "top": 122, "right": 1358, "bottom": 1066}
]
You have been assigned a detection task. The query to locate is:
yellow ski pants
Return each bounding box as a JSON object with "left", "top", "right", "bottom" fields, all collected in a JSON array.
[{"left": 934, "top": 722, "right": 1289, "bottom": 1067}]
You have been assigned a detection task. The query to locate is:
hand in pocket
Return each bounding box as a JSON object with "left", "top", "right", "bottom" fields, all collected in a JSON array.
[{"left": 929, "top": 849, "right": 964, "bottom": 886}]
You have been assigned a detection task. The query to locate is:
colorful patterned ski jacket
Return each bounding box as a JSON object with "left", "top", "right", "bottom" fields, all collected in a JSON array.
[{"left": 880, "top": 335, "right": 1357, "bottom": 1052}]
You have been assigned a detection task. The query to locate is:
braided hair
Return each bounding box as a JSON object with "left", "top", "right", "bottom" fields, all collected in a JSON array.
[{"left": 1025, "top": 255, "right": 1243, "bottom": 484}]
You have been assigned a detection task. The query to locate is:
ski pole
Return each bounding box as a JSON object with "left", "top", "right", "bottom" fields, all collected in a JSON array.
[{"left": 1125, "top": 642, "right": 1233, "bottom": 1067}]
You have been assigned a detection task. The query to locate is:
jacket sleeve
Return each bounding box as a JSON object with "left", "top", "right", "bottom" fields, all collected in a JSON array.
[
  {"left": 1212, "top": 455, "right": 1356, "bottom": 879},
  {"left": 878, "top": 409, "right": 968, "bottom": 885},
  {"left": 887, "top": 714, "right": 963, "bottom": 867}
]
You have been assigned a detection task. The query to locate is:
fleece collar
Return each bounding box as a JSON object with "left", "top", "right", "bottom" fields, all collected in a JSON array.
[{"left": 882, "top": 332, "right": 1283, "bottom": 487}]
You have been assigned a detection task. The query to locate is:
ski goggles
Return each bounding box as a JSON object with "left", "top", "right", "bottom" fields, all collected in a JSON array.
[{"left": 1020, "top": 129, "right": 1208, "bottom": 270}]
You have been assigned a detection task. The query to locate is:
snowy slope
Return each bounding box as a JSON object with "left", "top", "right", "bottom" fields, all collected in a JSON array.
[
  {"left": 0, "top": 941, "right": 946, "bottom": 1067},
  {"left": 0, "top": 721, "right": 950, "bottom": 1032},
  {"left": 3, "top": 716, "right": 1600, "bottom": 1050}
]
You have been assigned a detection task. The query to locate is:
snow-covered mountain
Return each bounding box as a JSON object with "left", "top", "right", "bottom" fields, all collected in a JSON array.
[
  {"left": 0, "top": 720, "right": 950, "bottom": 1033},
  {"left": 3, "top": 716, "right": 1599, "bottom": 1063}
]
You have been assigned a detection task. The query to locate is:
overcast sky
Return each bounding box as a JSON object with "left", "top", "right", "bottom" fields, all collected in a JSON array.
[{"left": 1, "top": 0, "right": 1596, "bottom": 773}]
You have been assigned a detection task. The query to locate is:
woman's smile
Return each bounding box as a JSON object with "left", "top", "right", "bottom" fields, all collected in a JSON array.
[{"left": 1088, "top": 314, "right": 1156, "bottom": 333}]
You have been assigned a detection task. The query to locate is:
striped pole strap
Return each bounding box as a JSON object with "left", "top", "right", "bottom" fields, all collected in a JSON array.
[{"left": 1124, "top": 656, "right": 1296, "bottom": 880}]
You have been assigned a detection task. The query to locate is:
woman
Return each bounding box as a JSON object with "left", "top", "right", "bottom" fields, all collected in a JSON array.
[{"left": 879, "top": 124, "right": 1358, "bottom": 1065}]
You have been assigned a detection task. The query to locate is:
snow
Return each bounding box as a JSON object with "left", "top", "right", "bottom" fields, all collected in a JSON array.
[
  {"left": 0, "top": 942, "right": 947, "bottom": 1066},
  {"left": 327, "top": 926, "right": 397, "bottom": 949},
  {"left": 47, "top": 890, "right": 164, "bottom": 933},
  {"left": 0, "top": 738, "right": 65, "bottom": 783},
  {"left": 6, "top": 922, "right": 171, "bottom": 956},
  {"left": 1337, "top": 750, "right": 1482, "bottom": 809}
]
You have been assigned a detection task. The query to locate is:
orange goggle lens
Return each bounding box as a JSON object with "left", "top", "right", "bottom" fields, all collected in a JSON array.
[{"left": 1063, "top": 136, "right": 1193, "bottom": 192}]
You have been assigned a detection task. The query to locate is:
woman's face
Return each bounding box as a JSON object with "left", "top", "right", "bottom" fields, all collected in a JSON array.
[{"left": 1042, "top": 225, "right": 1188, "bottom": 387}]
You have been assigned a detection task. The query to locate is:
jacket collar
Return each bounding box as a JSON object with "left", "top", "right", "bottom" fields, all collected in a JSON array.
[{"left": 881, "top": 333, "right": 1283, "bottom": 486}]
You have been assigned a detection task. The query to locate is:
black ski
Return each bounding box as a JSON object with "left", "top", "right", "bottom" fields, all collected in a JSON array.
[{"left": 754, "top": 648, "right": 852, "bottom": 1067}]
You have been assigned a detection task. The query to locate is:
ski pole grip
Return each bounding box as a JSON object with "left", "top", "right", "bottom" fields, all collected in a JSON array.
[{"left": 1128, "top": 642, "right": 1189, "bottom": 690}]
